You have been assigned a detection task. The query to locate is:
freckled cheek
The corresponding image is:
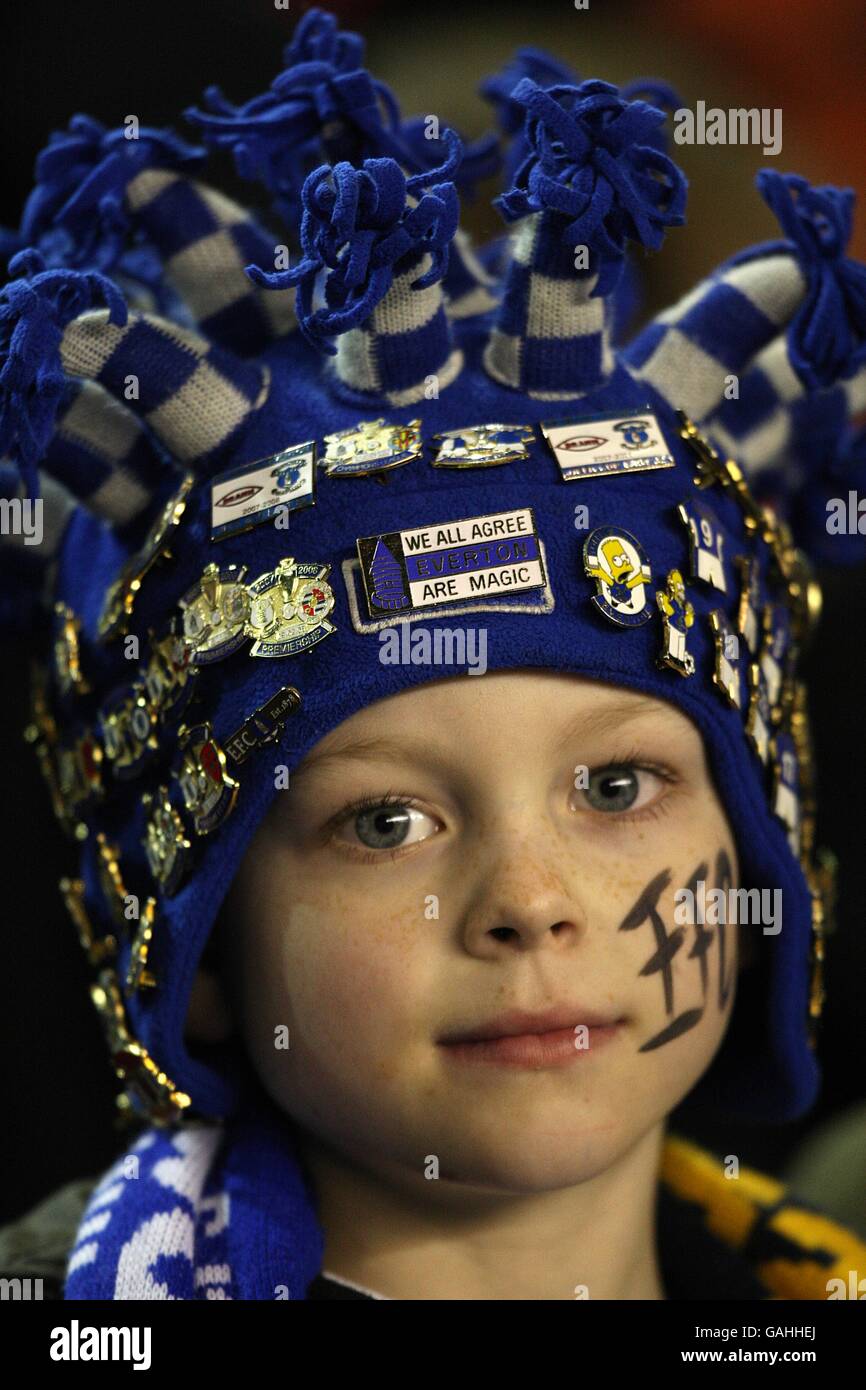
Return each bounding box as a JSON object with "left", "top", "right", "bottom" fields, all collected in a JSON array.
[{"left": 275, "top": 894, "right": 428, "bottom": 1057}]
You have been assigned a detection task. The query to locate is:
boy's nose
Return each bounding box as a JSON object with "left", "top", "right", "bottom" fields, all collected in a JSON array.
[{"left": 456, "top": 835, "right": 589, "bottom": 957}]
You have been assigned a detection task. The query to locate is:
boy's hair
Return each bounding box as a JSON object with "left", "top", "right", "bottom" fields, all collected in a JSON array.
[{"left": 2, "top": 7, "right": 863, "bottom": 1132}]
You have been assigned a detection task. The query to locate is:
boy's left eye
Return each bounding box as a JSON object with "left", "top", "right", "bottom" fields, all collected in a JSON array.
[
  {"left": 576, "top": 765, "right": 667, "bottom": 816},
  {"left": 334, "top": 801, "right": 439, "bottom": 853}
]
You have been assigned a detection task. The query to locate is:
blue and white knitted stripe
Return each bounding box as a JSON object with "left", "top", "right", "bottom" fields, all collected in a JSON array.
[{"left": 484, "top": 210, "right": 612, "bottom": 399}]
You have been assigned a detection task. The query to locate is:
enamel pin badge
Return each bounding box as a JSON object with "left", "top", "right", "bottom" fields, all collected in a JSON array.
[
  {"left": 224, "top": 686, "right": 302, "bottom": 765},
  {"left": 770, "top": 729, "right": 801, "bottom": 855},
  {"left": 245, "top": 560, "right": 336, "bottom": 658},
  {"left": 542, "top": 411, "right": 674, "bottom": 482},
  {"left": 677, "top": 498, "right": 727, "bottom": 592},
  {"left": 583, "top": 527, "right": 653, "bottom": 626},
  {"left": 53, "top": 603, "right": 90, "bottom": 696},
  {"left": 179, "top": 564, "right": 250, "bottom": 664},
  {"left": 759, "top": 602, "right": 793, "bottom": 708},
  {"left": 210, "top": 441, "right": 316, "bottom": 540},
  {"left": 430, "top": 423, "right": 535, "bottom": 468},
  {"left": 735, "top": 555, "right": 762, "bottom": 652},
  {"left": 142, "top": 623, "right": 197, "bottom": 725},
  {"left": 142, "top": 785, "right": 192, "bottom": 897},
  {"left": 709, "top": 609, "right": 743, "bottom": 708},
  {"left": 656, "top": 570, "right": 696, "bottom": 675},
  {"left": 745, "top": 662, "right": 773, "bottom": 764},
  {"left": 98, "top": 473, "right": 195, "bottom": 641},
  {"left": 173, "top": 724, "right": 239, "bottom": 835},
  {"left": 99, "top": 687, "right": 159, "bottom": 781},
  {"left": 321, "top": 419, "right": 422, "bottom": 476},
  {"left": 357, "top": 508, "right": 547, "bottom": 619}
]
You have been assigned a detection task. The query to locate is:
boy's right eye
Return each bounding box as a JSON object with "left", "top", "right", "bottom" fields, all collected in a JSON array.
[{"left": 330, "top": 796, "right": 440, "bottom": 857}]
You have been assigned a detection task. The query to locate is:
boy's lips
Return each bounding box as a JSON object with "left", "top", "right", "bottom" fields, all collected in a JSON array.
[
  {"left": 436, "top": 1005, "right": 627, "bottom": 1069},
  {"left": 436, "top": 1005, "right": 626, "bottom": 1045}
]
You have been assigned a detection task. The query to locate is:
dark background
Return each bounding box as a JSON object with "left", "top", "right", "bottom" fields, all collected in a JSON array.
[{"left": 2, "top": 0, "right": 865, "bottom": 1224}]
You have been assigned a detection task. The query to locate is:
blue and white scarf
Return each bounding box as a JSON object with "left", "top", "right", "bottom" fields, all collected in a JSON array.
[{"left": 64, "top": 1099, "right": 325, "bottom": 1300}]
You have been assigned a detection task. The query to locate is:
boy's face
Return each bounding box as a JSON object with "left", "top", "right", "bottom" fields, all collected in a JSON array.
[{"left": 218, "top": 671, "right": 742, "bottom": 1193}]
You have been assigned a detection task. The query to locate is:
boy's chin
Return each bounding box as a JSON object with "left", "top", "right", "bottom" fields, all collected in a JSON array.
[{"left": 432, "top": 1126, "right": 638, "bottom": 1195}]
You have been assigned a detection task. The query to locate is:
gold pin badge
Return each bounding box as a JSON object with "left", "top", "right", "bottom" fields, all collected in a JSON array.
[
  {"left": 142, "top": 623, "right": 198, "bottom": 724},
  {"left": 59, "top": 876, "right": 117, "bottom": 966},
  {"left": 95, "top": 833, "right": 135, "bottom": 930},
  {"left": 125, "top": 899, "right": 159, "bottom": 994},
  {"left": 173, "top": 723, "right": 239, "bottom": 835},
  {"left": 97, "top": 473, "right": 195, "bottom": 641},
  {"left": 745, "top": 661, "right": 772, "bottom": 764},
  {"left": 99, "top": 687, "right": 159, "bottom": 780},
  {"left": 431, "top": 423, "right": 534, "bottom": 468},
  {"left": 709, "top": 609, "right": 743, "bottom": 709},
  {"left": 246, "top": 559, "right": 336, "bottom": 658},
  {"left": 53, "top": 603, "right": 90, "bottom": 696},
  {"left": 142, "top": 786, "right": 193, "bottom": 896},
  {"left": 656, "top": 570, "right": 695, "bottom": 676},
  {"left": 321, "top": 419, "right": 422, "bottom": 476},
  {"left": 734, "top": 555, "right": 761, "bottom": 653},
  {"left": 178, "top": 563, "right": 250, "bottom": 665},
  {"left": 90, "top": 968, "right": 191, "bottom": 1122}
]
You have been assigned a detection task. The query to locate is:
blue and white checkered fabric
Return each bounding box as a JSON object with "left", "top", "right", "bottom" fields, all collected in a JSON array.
[
  {"left": 484, "top": 211, "right": 613, "bottom": 398},
  {"left": 125, "top": 170, "right": 297, "bottom": 354},
  {"left": 59, "top": 308, "right": 269, "bottom": 467}
]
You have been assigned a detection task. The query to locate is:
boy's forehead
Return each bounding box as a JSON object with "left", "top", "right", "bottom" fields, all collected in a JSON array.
[{"left": 297, "top": 674, "right": 693, "bottom": 772}]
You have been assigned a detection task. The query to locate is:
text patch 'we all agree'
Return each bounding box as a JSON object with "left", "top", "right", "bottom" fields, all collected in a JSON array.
[{"left": 357, "top": 508, "right": 547, "bottom": 618}]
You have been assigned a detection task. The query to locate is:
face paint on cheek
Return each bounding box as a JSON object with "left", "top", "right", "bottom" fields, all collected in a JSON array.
[{"left": 618, "top": 849, "right": 735, "bottom": 1053}]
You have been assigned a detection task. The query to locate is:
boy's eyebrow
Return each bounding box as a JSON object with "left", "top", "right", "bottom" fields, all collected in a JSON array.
[{"left": 294, "top": 696, "right": 666, "bottom": 778}]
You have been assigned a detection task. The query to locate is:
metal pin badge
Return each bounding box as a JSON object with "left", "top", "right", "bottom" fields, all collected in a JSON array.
[
  {"left": 142, "top": 786, "right": 192, "bottom": 897},
  {"left": 173, "top": 723, "right": 239, "bottom": 835},
  {"left": 583, "top": 527, "right": 653, "bottom": 627},
  {"left": 245, "top": 559, "right": 336, "bottom": 658},
  {"left": 656, "top": 570, "right": 696, "bottom": 676},
  {"left": 321, "top": 419, "right": 422, "bottom": 476},
  {"left": 178, "top": 563, "right": 250, "bottom": 665},
  {"left": 431, "top": 423, "right": 534, "bottom": 468}
]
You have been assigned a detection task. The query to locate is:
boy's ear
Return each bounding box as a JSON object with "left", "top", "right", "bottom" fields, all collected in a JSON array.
[{"left": 184, "top": 965, "right": 234, "bottom": 1044}]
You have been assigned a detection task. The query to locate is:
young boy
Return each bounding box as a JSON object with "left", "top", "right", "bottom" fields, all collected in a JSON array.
[{"left": 2, "top": 8, "right": 865, "bottom": 1300}]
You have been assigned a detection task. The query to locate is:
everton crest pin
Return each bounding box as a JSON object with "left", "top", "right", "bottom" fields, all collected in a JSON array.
[
  {"left": 543, "top": 411, "right": 674, "bottom": 482},
  {"left": 583, "top": 527, "right": 653, "bottom": 626},
  {"left": 321, "top": 419, "right": 422, "bottom": 476},
  {"left": 210, "top": 441, "right": 316, "bottom": 540}
]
